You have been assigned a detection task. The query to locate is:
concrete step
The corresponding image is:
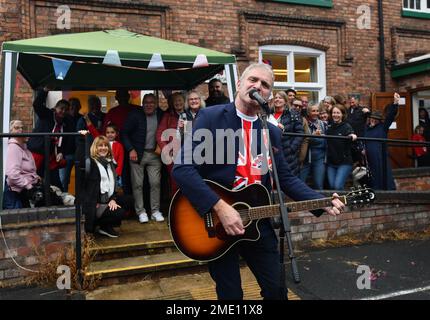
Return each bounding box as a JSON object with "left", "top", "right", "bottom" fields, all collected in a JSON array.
[
  {"left": 90, "top": 239, "right": 177, "bottom": 261},
  {"left": 90, "top": 219, "right": 175, "bottom": 261},
  {"left": 85, "top": 250, "right": 208, "bottom": 286}
]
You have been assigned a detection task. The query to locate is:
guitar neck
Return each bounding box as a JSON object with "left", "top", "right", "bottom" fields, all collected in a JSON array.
[{"left": 248, "top": 196, "right": 347, "bottom": 220}]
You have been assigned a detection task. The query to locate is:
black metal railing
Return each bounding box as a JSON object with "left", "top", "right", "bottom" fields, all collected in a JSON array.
[
  {"left": 284, "top": 132, "right": 430, "bottom": 190},
  {"left": 1, "top": 131, "right": 89, "bottom": 288}
]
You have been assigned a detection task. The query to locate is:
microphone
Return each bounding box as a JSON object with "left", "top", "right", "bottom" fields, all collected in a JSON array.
[
  {"left": 180, "top": 112, "right": 187, "bottom": 133},
  {"left": 249, "top": 89, "right": 271, "bottom": 115}
]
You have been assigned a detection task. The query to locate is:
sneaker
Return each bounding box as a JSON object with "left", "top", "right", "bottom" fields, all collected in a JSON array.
[
  {"left": 138, "top": 212, "right": 149, "bottom": 223},
  {"left": 151, "top": 210, "right": 165, "bottom": 222},
  {"left": 98, "top": 226, "right": 119, "bottom": 238}
]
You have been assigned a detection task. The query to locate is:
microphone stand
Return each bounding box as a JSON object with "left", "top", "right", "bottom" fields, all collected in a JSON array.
[{"left": 258, "top": 102, "right": 301, "bottom": 300}]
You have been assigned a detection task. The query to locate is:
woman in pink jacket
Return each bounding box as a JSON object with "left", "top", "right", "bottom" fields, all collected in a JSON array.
[{"left": 3, "top": 120, "right": 40, "bottom": 209}]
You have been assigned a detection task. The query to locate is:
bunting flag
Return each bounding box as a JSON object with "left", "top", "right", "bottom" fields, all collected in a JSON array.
[
  {"left": 147, "top": 53, "right": 164, "bottom": 69},
  {"left": 52, "top": 58, "right": 73, "bottom": 80},
  {"left": 192, "top": 54, "right": 209, "bottom": 68},
  {"left": 102, "top": 50, "right": 122, "bottom": 66}
]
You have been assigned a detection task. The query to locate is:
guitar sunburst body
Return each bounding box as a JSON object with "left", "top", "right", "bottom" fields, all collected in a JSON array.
[
  {"left": 168, "top": 181, "right": 271, "bottom": 262},
  {"left": 169, "top": 180, "right": 375, "bottom": 262}
]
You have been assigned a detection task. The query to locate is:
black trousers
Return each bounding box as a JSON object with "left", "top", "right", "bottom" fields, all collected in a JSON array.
[
  {"left": 208, "top": 219, "right": 287, "bottom": 300},
  {"left": 97, "top": 195, "right": 132, "bottom": 229}
]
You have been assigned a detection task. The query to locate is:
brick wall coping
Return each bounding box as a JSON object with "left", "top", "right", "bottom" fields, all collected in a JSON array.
[
  {"left": 392, "top": 167, "right": 430, "bottom": 178},
  {"left": 0, "top": 206, "right": 76, "bottom": 230}
]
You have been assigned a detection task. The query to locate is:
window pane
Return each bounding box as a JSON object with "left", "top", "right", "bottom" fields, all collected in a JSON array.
[
  {"left": 262, "top": 52, "right": 288, "bottom": 82},
  {"left": 294, "top": 55, "right": 318, "bottom": 83},
  {"left": 417, "top": 0, "right": 421, "bottom": 9},
  {"left": 427, "top": 0, "right": 430, "bottom": 9},
  {"left": 409, "top": 0, "right": 415, "bottom": 9},
  {"left": 403, "top": 0, "right": 408, "bottom": 8},
  {"left": 296, "top": 90, "right": 319, "bottom": 106}
]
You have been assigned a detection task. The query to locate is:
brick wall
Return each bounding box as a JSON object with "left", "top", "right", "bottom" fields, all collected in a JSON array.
[
  {"left": 0, "top": 207, "right": 80, "bottom": 287},
  {"left": 393, "top": 167, "right": 430, "bottom": 191},
  {"left": 1, "top": 0, "right": 429, "bottom": 129},
  {"left": 288, "top": 192, "right": 430, "bottom": 245}
]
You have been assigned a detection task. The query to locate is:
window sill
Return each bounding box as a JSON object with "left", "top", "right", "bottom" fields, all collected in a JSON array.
[
  {"left": 259, "top": 0, "right": 333, "bottom": 8},
  {"left": 402, "top": 9, "right": 430, "bottom": 19}
]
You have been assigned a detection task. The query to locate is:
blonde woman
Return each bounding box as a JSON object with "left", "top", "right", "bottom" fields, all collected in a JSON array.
[{"left": 82, "top": 136, "right": 129, "bottom": 237}]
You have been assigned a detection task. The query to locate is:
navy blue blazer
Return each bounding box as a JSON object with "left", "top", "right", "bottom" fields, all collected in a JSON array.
[{"left": 172, "top": 103, "right": 324, "bottom": 217}]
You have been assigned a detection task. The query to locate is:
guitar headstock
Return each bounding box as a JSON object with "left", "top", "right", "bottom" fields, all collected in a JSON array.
[{"left": 345, "top": 185, "right": 376, "bottom": 206}]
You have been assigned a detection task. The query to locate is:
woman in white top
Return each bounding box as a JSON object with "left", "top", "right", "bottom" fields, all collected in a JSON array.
[{"left": 81, "top": 136, "right": 129, "bottom": 238}]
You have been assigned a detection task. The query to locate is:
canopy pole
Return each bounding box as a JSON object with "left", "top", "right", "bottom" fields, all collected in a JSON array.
[
  {"left": 224, "top": 64, "right": 238, "bottom": 102},
  {"left": 0, "top": 51, "right": 18, "bottom": 206}
]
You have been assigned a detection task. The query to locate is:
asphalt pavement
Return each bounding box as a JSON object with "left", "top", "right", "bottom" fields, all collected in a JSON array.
[{"left": 286, "top": 239, "right": 430, "bottom": 300}]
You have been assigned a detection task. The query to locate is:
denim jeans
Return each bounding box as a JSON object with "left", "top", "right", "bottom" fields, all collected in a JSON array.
[
  {"left": 300, "top": 156, "right": 326, "bottom": 190},
  {"left": 2, "top": 181, "right": 22, "bottom": 209},
  {"left": 59, "top": 154, "right": 75, "bottom": 192},
  {"left": 326, "top": 164, "right": 352, "bottom": 190}
]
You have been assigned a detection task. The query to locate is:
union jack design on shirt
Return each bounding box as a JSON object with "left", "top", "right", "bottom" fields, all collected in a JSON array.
[{"left": 233, "top": 110, "right": 272, "bottom": 190}]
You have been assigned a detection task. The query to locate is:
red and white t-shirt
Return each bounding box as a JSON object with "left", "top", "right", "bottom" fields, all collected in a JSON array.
[{"left": 232, "top": 109, "right": 264, "bottom": 190}]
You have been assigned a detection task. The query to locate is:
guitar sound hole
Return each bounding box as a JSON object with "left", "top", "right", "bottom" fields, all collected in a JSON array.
[{"left": 232, "top": 203, "right": 251, "bottom": 226}]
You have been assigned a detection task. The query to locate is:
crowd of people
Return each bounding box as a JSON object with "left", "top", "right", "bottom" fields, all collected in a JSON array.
[{"left": 3, "top": 73, "right": 429, "bottom": 239}]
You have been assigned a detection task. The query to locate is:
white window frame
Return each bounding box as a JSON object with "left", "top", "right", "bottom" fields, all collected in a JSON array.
[
  {"left": 259, "top": 45, "right": 326, "bottom": 101},
  {"left": 403, "top": 0, "right": 430, "bottom": 13}
]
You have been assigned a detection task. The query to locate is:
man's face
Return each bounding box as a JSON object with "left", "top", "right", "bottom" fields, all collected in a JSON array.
[
  {"left": 55, "top": 106, "right": 66, "bottom": 119},
  {"left": 209, "top": 81, "right": 224, "bottom": 97},
  {"left": 300, "top": 96, "right": 308, "bottom": 106},
  {"left": 143, "top": 96, "right": 157, "bottom": 115},
  {"left": 287, "top": 91, "right": 296, "bottom": 103},
  {"left": 350, "top": 97, "right": 357, "bottom": 108},
  {"left": 236, "top": 67, "right": 273, "bottom": 112}
]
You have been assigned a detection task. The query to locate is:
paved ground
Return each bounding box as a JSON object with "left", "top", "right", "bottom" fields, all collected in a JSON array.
[
  {"left": 286, "top": 239, "right": 430, "bottom": 300},
  {"left": 2, "top": 239, "right": 429, "bottom": 300}
]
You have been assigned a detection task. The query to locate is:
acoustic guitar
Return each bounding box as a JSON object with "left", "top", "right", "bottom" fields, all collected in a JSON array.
[{"left": 168, "top": 180, "right": 375, "bottom": 262}]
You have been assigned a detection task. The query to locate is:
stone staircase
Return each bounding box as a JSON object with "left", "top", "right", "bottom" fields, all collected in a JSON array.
[
  {"left": 85, "top": 219, "right": 300, "bottom": 300},
  {"left": 86, "top": 219, "right": 207, "bottom": 287}
]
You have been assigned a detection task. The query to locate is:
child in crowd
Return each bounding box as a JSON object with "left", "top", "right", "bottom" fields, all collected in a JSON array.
[
  {"left": 85, "top": 116, "right": 124, "bottom": 187},
  {"left": 412, "top": 125, "right": 429, "bottom": 167}
]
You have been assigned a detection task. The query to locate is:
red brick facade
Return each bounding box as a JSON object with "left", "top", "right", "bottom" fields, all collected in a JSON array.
[{"left": 1, "top": 0, "right": 429, "bottom": 128}]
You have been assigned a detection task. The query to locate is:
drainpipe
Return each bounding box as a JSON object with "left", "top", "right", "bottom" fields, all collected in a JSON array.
[{"left": 378, "top": 0, "right": 386, "bottom": 92}]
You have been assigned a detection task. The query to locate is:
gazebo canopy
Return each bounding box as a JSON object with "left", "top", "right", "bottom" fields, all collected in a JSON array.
[
  {"left": 2, "top": 29, "right": 237, "bottom": 90},
  {"left": 0, "top": 29, "right": 238, "bottom": 203}
]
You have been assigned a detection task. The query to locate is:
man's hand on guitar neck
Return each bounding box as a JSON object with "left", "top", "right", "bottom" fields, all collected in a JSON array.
[
  {"left": 324, "top": 193, "right": 345, "bottom": 216},
  {"left": 213, "top": 199, "right": 245, "bottom": 236}
]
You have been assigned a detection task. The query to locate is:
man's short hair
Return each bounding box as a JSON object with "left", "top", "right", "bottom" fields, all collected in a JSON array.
[
  {"left": 239, "top": 63, "right": 274, "bottom": 86},
  {"left": 286, "top": 88, "right": 297, "bottom": 95},
  {"left": 55, "top": 99, "right": 70, "bottom": 110},
  {"left": 208, "top": 78, "right": 223, "bottom": 87}
]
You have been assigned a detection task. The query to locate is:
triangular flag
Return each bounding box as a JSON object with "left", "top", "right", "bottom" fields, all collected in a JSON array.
[
  {"left": 147, "top": 53, "right": 164, "bottom": 69},
  {"left": 193, "top": 54, "right": 209, "bottom": 68},
  {"left": 52, "top": 58, "right": 73, "bottom": 80},
  {"left": 102, "top": 50, "right": 122, "bottom": 66}
]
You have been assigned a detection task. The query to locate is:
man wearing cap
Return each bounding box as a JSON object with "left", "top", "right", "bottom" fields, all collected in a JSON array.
[{"left": 363, "top": 93, "right": 400, "bottom": 190}]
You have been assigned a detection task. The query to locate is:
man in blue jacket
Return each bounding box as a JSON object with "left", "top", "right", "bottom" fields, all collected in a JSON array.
[{"left": 172, "top": 63, "right": 345, "bottom": 300}]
